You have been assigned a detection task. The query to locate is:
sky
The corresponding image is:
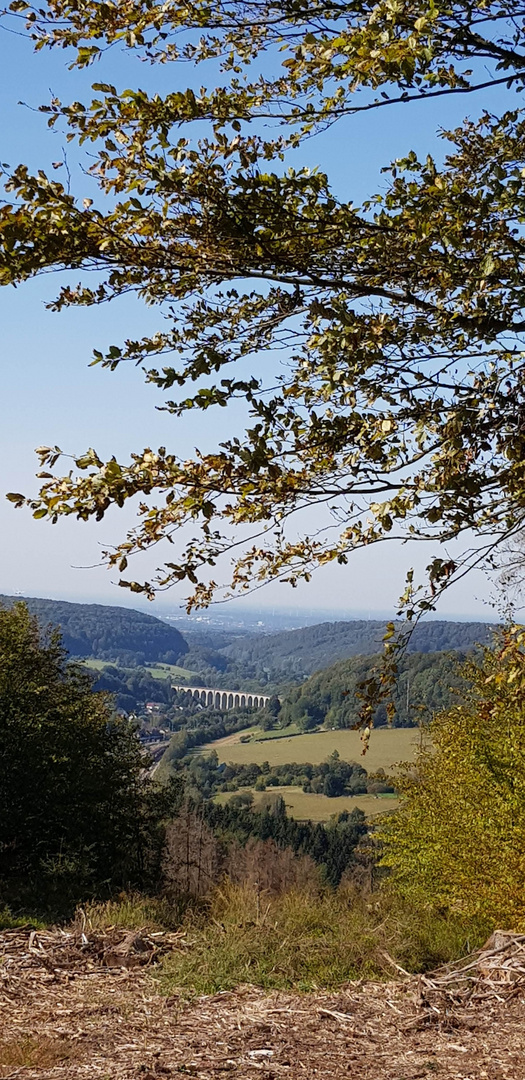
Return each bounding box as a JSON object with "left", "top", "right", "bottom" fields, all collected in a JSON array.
[{"left": 0, "top": 18, "right": 514, "bottom": 619}]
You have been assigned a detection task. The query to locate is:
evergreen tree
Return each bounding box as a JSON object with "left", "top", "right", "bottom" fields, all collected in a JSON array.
[{"left": 0, "top": 603, "right": 148, "bottom": 912}]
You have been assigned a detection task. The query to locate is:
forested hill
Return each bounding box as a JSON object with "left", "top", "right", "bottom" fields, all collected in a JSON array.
[
  {"left": 280, "top": 649, "right": 471, "bottom": 729},
  {"left": 221, "top": 619, "right": 494, "bottom": 682},
  {"left": 0, "top": 596, "right": 188, "bottom": 665}
]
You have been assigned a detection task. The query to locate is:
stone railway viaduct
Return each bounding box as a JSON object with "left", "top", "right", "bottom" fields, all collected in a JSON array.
[{"left": 172, "top": 684, "right": 271, "bottom": 711}]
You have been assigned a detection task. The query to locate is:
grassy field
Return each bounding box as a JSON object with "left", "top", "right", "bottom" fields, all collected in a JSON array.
[
  {"left": 250, "top": 723, "right": 304, "bottom": 741},
  {"left": 82, "top": 658, "right": 109, "bottom": 671},
  {"left": 202, "top": 726, "right": 420, "bottom": 771},
  {"left": 145, "top": 663, "right": 198, "bottom": 681},
  {"left": 82, "top": 659, "right": 197, "bottom": 681},
  {"left": 215, "top": 786, "right": 399, "bottom": 821}
]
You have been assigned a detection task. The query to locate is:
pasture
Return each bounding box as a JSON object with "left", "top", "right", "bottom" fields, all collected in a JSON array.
[
  {"left": 202, "top": 726, "right": 420, "bottom": 772},
  {"left": 82, "top": 659, "right": 197, "bottom": 681},
  {"left": 145, "top": 662, "right": 198, "bottom": 681},
  {"left": 215, "top": 786, "right": 399, "bottom": 821}
]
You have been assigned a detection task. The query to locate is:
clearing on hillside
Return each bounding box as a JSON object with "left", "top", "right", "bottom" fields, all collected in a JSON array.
[
  {"left": 82, "top": 659, "right": 197, "bottom": 681},
  {"left": 201, "top": 726, "right": 420, "bottom": 771},
  {"left": 145, "top": 663, "right": 198, "bottom": 681}
]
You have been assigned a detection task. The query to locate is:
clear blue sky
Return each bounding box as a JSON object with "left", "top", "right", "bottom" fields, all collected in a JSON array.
[{"left": 0, "top": 23, "right": 512, "bottom": 616}]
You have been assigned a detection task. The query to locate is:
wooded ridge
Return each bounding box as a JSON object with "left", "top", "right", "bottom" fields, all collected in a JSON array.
[
  {"left": 0, "top": 595, "right": 188, "bottom": 665},
  {"left": 190, "top": 619, "right": 494, "bottom": 685},
  {"left": 279, "top": 649, "right": 471, "bottom": 729}
]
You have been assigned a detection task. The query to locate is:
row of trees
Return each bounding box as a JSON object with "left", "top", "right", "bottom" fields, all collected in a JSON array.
[
  {"left": 155, "top": 708, "right": 264, "bottom": 777},
  {"left": 180, "top": 749, "right": 393, "bottom": 798}
]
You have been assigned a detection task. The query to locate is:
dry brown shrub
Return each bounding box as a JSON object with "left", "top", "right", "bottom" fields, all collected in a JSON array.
[
  {"left": 163, "top": 805, "right": 221, "bottom": 899},
  {"left": 227, "top": 838, "right": 320, "bottom": 896}
]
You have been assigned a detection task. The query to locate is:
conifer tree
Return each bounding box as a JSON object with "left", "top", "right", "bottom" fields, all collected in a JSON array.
[{"left": 0, "top": 602, "right": 146, "bottom": 911}]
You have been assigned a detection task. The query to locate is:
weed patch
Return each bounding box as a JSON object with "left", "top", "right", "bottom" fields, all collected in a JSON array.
[
  {"left": 0, "top": 1035, "right": 79, "bottom": 1072},
  {"left": 82, "top": 893, "right": 185, "bottom": 931},
  {"left": 157, "top": 883, "right": 488, "bottom": 996},
  {"left": 0, "top": 906, "right": 46, "bottom": 930}
]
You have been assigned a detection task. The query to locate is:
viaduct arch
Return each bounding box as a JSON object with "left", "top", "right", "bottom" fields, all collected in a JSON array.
[{"left": 172, "top": 684, "right": 273, "bottom": 711}]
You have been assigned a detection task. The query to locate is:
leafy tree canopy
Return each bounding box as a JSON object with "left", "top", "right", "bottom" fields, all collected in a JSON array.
[
  {"left": 219, "top": 618, "right": 492, "bottom": 682},
  {"left": 280, "top": 647, "right": 471, "bottom": 728},
  {"left": 3, "top": 1, "right": 525, "bottom": 609},
  {"left": 380, "top": 628, "right": 525, "bottom": 927}
]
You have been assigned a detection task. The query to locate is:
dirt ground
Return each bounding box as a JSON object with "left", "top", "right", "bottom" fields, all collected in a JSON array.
[{"left": 1, "top": 929, "right": 525, "bottom": 1079}]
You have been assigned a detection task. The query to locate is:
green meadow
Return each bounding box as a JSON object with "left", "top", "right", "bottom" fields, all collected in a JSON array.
[
  {"left": 82, "top": 659, "right": 197, "bottom": 681},
  {"left": 215, "top": 786, "right": 399, "bottom": 821},
  {"left": 202, "top": 726, "right": 420, "bottom": 771}
]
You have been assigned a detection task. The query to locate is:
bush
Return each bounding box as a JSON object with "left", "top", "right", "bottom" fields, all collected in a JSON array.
[{"left": 229, "top": 791, "right": 255, "bottom": 810}]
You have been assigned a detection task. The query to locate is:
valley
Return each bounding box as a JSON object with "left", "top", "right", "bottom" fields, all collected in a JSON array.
[
  {"left": 199, "top": 725, "right": 415, "bottom": 820},
  {"left": 4, "top": 12, "right": 525, "bottom": 1071},
  {"left": 2, "top": 595, "right": 475, "bottom": 824}
]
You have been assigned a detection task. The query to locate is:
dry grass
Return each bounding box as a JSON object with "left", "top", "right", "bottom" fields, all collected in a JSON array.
[
  {"left": 82, "top": 893, "right": 183, "bottom": 931},
  {"left": 201, "top": 726, "right": 420, "bottom": 770},
  {"left": 0, "top": 1035, "right": 79, "bottom": 1073}
]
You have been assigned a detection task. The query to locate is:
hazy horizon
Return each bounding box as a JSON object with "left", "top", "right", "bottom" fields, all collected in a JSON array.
[{"left": 0, "top": 586, "right": 501, "bottom": 628}]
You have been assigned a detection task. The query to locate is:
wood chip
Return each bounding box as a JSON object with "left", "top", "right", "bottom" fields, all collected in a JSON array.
[{"left": 1, "top": 928, "right": 525, "bottom": 1078}]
